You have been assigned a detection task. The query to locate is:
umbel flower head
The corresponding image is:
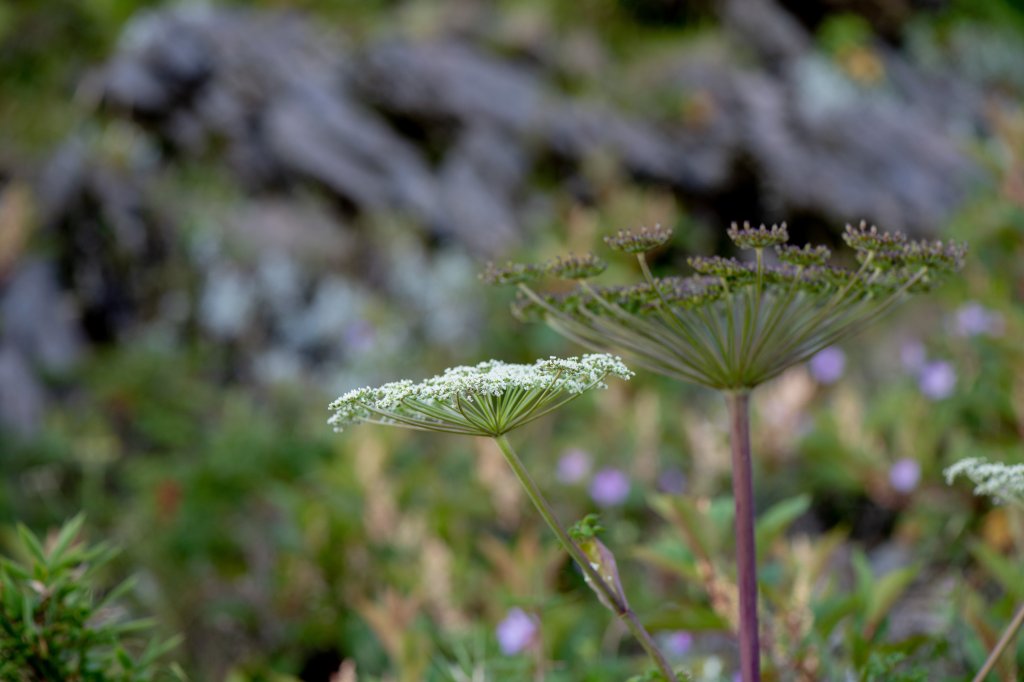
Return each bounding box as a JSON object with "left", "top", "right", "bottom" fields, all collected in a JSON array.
[
  {"left": 492, "top": 221, "right": 965, "bottom": 390},
  {"left": 945, "top": 458, "right": 1024, "bottom": 506},
  {"left": 329, "top": 354, "right": 633, "bottom": 437}
]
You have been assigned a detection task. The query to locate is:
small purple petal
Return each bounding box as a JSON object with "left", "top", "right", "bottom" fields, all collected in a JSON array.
[
  {"left": 557, "top": 448, "right": 592, "bottom": 484},
  {"left": 954, "top": 302, "right": 1004, "bottom": 337},
  {"left": 657, "top": 468, "right": 687, "bottom": 495},
  {"left": 809, "top": 347, "right": 845, "bottom": 384},
  {"left": 496, "top": 608, "right": 538, "bottom": 655},
  {"left": 890, "top": 458, "right": 921, "bottom": 494},
  {"left": 899, "top": 341, "right": 926, "bottom": 374},
  {"left": 590, "top": 468, "right": 631, "bottom": 507},
  {"left": 918, "top": 361, "right": 956, "bottom": 400},
  {"left": 663, "top": 630, "right": 694, "bottom": 657}
]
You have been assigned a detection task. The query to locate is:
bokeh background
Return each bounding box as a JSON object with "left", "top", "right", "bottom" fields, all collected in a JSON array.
[{"left": 2, "top": 0, "right": 1024, "bottom": 679}]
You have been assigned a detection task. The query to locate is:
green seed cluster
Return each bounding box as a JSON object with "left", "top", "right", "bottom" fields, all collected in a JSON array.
[
  {"left": 604, "top": 224, "right": 673, "bottom": 253},
  {"left": 775, "top": 244, "right": 831, "bottom": 267},
  {"left": 546, "top": 253, "right": 608, "bottom": 280},
  {"left": 842, "top": 220, "right": 907, "bottom": 252},
  {"left": 727, "top": 222, "right": 789, "bottom": 249},
  {"left": 687, "top": 255, "right": 756, "bottom": 280},
  {"left": 485, "top": 219, "right": 964, "bottom": 389},
  {"left": 480, "top": 261, "right": 545, "bottom": 285}
]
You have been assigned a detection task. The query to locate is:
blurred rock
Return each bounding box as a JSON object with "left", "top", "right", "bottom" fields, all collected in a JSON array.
[
  {"left": 0, "top": 345, "right": 45, "bottom": 438},
  {"left": 95, "top": 5, "right": 981, "bottom": 245},
  {"left": 36, "top": 139, "right": 174, "bottom": 342},
  {"left": 0, "top": 259, "right": 83, "bottom": 372}
]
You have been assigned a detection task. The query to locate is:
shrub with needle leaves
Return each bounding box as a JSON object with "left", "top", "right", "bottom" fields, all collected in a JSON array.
[{"left": 0, "top": 514, "right": 181, "bottom": 682}]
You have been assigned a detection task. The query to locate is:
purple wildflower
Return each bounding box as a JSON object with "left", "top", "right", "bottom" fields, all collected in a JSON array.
[
  {"left": 809, "top": 346, "right": 846, "bottom": 384},
  {"left": 890, "top": 458, "right": 921, "bottom": 494},
  {"left": 657, "top": 468, "right": 687, "bottom": 495},
  {"left": 557, "top": 448, "right": 592, "bottom": 484},
  {"left": 899, "top": 341, "right": 926, "bottom": 374},
  {"left": 954, "top": 302, "right": 1004, "bottom": 337},
  {"left": 663, "top": 630, "right": 694, "bottom": 657},
  {"left": 918, "top": 361, "right": 956, "bottom": 400},
  {"left": 496, "top": 608, "right": 538, "bottom": 655},
  {"left": 590, "top": 468, "right": 631, "bottom": 507}
]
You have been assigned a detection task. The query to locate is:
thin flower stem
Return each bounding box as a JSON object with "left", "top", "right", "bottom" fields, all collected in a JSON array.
[
  {"left": 972, "top": 601, "right": 1024, "bottom": 682},
  {"left": 492, "top": 435, "right": 679, "bottom": 682},
  {"left": 726, "top": 391, "right": 761, "bottom": 682}
]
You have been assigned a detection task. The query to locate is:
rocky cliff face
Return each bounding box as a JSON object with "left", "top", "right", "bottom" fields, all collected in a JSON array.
[{"left": 0, "top": 0, "right": 1000, "bottom": 434}]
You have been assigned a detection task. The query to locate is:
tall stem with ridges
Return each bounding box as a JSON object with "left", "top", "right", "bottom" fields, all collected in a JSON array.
[{"left": 726, "top": 391, "right": 761, "bottom": 682}]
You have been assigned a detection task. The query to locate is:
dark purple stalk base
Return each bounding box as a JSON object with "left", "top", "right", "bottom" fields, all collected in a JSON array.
[{"left": 727, "top": 392, "right": 761, "bottom": 682}]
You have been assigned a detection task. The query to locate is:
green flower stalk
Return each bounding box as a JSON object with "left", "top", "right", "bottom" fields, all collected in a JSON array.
[
  {"left": 946, "top": 457, "right": 1024, "bottom": 681},
  {"left": 330, "top": 355, "right": 681, "bottom": 681},
  {"left": 491, "top": 221, "right": 964, "bottom": 681}
]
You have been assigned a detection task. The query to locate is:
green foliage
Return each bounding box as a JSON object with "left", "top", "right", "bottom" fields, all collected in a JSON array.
[{"left": 0, "top": 514, "right": 181, "bottom": 681}]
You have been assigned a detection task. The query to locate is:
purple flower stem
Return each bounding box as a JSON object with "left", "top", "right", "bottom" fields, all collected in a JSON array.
[
  {"left": 726, "top": 391, "right": 761, "bottom": 682},
  {"left": 493, "top": 435, "right": 678, "bottom": 681}
]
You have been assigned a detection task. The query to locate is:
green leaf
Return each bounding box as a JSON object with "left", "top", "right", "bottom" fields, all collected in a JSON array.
[
  {"left": 755, "top": 494, "right": 811, "bottom": 554},
  {"left": 48, "top": 514, "right": 86, "bottom": 565},
  {"left": 969, "top": 541, "right": 1024, "bottom": 602},
  {"left": 642, "top": 604, "right": 730, "bottom": 631},
  {"left": 814, "top": 594, "right": 861, "bottom": 639},
  {"left": 863, "top": 565, "right": 919, "bottom": 639},
  {"left": 140, "top": 634, "right": 183, "bottom": 667},
  {"left": 16, "top": 524, "right": 47, "bottom": 566}
]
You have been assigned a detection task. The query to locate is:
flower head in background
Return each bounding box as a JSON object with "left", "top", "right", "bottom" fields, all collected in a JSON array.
[
  {"left": 808, "top": 346, "right": 846, "bottom": 384},
  {"left": 557, "top": 448, "right": 592, "bottom": 484},
  {"left": 889, "top": 458, "right": 921, "bottom": 494},
  {"left": 899, "top": 340, "right": 926, "bottom": 374},
  {"left": 328, "top": 354, "right": 632, "bottom": 437},
  {"left": 953, "top": 302, "right": 1004, "bottom": 337},
  {"left": 918, "top": 360, "right": 956, "bottom": 401},
  {"left": 946, "top": 458, "right": 1024, "bottom": 506},
  {"left": 488, "top": 221, "right": 964, "bottom": 390},
  {"left": 496, "top": 608, "right": 539, "bottom": 655},
  {"left": 590, "top": 468, "right": 631, "bottom": 507},
  {"left": 663, "top": 630, "right": 694, "bottom": 658}
]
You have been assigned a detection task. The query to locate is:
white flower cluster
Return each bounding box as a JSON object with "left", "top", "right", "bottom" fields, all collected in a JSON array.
[
  {"left": 328, "top": 354, "right": 632, "bottom": 434},
  {"left": 945, "top": 457, "right": 1024, "bottom": 506}
]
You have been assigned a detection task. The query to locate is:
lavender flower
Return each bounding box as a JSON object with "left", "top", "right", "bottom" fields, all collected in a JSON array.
[
  {"left": 808, "top": 346, "right": 846, "bottom": 384},
  {"left": 590, "top": 468, "right": 631, "bottom": 507},
  {"left": 889, "top": 458, "right": 921, "bottom": 494},
  {"left": 899, "top": 340, "right": 926, "bottom": 374},
  {"left": 663, "top": 630, "right": 694, "bottom": 657},
  {"left": 918, "top": 360, "right": 956, "bottom": 400},
  {"left": 496, "top": 608, "right": 538, "bottom": 655},
  {"left": 657, "top": 467, "right": 688, "bottom": 495},
  {"left": 557, "top": 448, "right": 592, "bottom": 484},
  {"left": 953, "top": 302, "right": 1004, "bottom": 337}
]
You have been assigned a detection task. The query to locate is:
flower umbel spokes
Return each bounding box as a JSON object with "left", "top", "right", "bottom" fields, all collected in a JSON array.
[
  {"left": 329, "top": 354, "right": 633, "bottom": 437},
  {"left": 489, "top": 219, "right": 965, "bottom": 682},
  {"left": 330, "top": 356, "right": 681, "bottom": 681},
  {"left": 497, "top": 220, "right": 965, "bottom": 391}
]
